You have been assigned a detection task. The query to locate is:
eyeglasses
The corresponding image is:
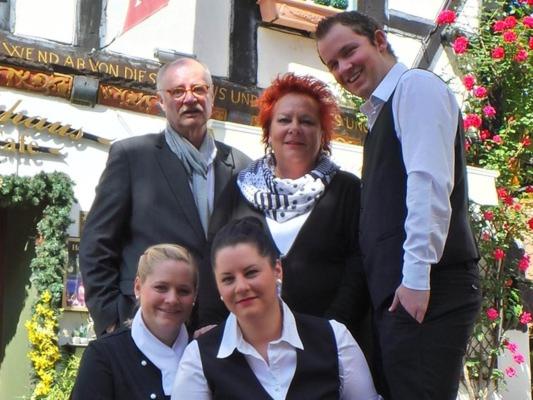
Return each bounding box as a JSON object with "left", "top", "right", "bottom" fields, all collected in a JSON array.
[{"left": 162, "top": 84, "right": 210, "bottom": 100}]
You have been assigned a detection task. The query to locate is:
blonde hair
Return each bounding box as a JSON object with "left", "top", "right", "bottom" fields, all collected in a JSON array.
[{"left": 137, "top": 243, "right": 199, "bottom": 289}]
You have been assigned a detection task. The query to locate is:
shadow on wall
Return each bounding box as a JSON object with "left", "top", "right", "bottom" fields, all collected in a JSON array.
[{"left": 0, "top": 206, "right": 41, "bottom": 396}]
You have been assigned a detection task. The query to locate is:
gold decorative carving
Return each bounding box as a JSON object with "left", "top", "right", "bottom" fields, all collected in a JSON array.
[
  {"left": 0, "top": 65, "right": 72, "bottom": 98},
  {"left": 257, "top": 0, "right": 341, "bottom": 32},
  {"left": 99, "top": 85, "right": 160, "bottom": 115},
  {"left": 211, "top": 107, "right": 228, "bottom": 122},
  {"left": 332, "top": 133, "right": 360, "bottom": 145}
]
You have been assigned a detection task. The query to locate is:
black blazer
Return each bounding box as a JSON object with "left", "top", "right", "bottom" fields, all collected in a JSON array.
[
  {"left": 79, "top": 132, "right": 250, "bottom": 335},
  {"left": 71, "top": 328, "right": 171, "bottom": 400},
  {"left": 199, "top": 170, "right": 369, "bottom": 335}
]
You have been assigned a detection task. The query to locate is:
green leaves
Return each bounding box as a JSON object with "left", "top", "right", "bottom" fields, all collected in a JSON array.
[{"left": 1, "top": 172, "right": 75, "bottom": 398}]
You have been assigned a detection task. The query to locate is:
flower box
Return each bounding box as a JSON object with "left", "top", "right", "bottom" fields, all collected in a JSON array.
[{"left": 257, "top": 0, "right": 342, "bottom": 32}]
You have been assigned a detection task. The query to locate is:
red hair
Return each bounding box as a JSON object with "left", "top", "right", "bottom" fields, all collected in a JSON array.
[{"left": 256, "top": 73, "right": 339, "bottom": 154}]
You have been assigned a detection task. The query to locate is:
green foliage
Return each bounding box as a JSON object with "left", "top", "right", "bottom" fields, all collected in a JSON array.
[
  {"left": 0, "top": 172, "right": 75, "bottom": 398},
  {"left": 313, "top": 0, "right": 331, "bottom": 6},
  {"left": 44, "top": 354, "right": 81, "bottom": 400},
  {"left": 330, "top": 0, "right": 348, "bottom": 10}
]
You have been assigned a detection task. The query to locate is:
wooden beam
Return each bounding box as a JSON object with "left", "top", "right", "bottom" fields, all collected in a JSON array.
[
  {"left": 0, "top": 0, "right": 11, "bottom": 31},
  {"left": 76, "top": 0, "right": 103, "bottom": 50},
  {"left": 357, "top": 0, "right": 387, "bottom": 26},
  {"left": 388, "top": 10, "right": 434, "bottom": 38},
  {"left": 229, "top": 0, "right": 260, "bottom": 86},
  {"left": 414, "top": 0, "right": 465, "bottom": 69}
]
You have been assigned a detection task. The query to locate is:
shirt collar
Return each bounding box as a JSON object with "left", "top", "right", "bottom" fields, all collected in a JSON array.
[
  {"left": 361, "top": 63, "right": 408, "bottom": 115},
  {"left": 131, "top": 308, "right": 189, "bottom": 395},
  {"left": 217, "top": 301, "right": 304, "bottom": 359}
]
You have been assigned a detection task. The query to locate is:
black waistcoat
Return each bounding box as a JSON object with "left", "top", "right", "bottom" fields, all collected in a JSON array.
[
  {"left": 197, "top": 313, "right": 340, "bottom": 400},
  {"left": 359, "top": 91, "right": 479, "bottom": 309}
]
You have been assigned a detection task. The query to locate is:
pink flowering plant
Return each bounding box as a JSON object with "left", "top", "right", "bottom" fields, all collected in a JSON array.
[{"left": 438, "top": 1, "right": 532, "bottom": 397}]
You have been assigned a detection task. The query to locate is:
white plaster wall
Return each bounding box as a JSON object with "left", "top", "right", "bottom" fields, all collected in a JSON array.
[
  {"left": 387, "top": 33, "right": 423, "bottom": 68},
  {"left": 257, "top": 27, "right": 328, "bottom": 88},
  {"left": 193, "top": 0, "right": 231, "bottom": 77},
  {"left": 0, "top": 88, "right": 165, "bottom": 211},
  {"left": 498, "top": 330, "right": 532, "bottom": 400},
  {"left": 14, "top": 0, "right": 76, "bottom": 44},
  {"left": 104, "top": 0, "right": 196, "bottom": 61},
  {"left": 388, "top": 0, "right": 444, "bottom": 21}
]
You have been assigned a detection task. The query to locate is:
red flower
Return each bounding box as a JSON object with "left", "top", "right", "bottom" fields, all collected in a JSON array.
[
  {"left": 436, "top": 9, "right": 456, "bottom": 25},
  {"left": 526, "top": 185, "right": 533, "bottom": 193},
  {"left": 464, "top": 140, "right": 471, "bottom": 152},
  {"left": 528, "top": 216, "right": 533, "bottom": 230},
  {"left": 492, "top": 135, "right": 503, "bottom": 144},
  {"left": 473, "top": 86, "right": 488, "bottom": 98},
  {"left": 483, "top": 105, "right": 496, "bottom": 117},
  {"left": 522, "top": 136, "right": 531, "bottom": 146},
  {"left": 513, "top": 353, "right": 525, "bottom": 364},
  {"left": 523, "top": 16, "right": 533, "bottom": 28},
  {"left": 497, "top": 187, "right": 509, "bottom": 199},
  {"left": 486, "top": 307, "right": 499, "bottom": 320},
  {"left": 483, "top": 210, "right": 494, "bottom": 221},
  {"left": 480, "top": 129, "right": 492, "bottom": 140},
  {"left": 464, "top": 114, "right": 482, "bottom": 130},
  {"left": 519, "top": 311, "right": 532, "bottom": 324},
  {"left": 513, "top": 202, "right": 522, "bottom": 211},
  {"left": 482, "top": 231, "right": 491, "bottom": 241},
  {"left": 503, "top": 30, "right": 518, "bottom": 43},
  {"left": 505, "top": 278, "right": 514, "bottom": 287},
  {"left": 493, "top": 248, "right": 505, "bottom": 260},
  {"left": 529, "top": 37, "right": 533, "bottom": 50},
  {"left": 505, "top": 341, "right": 518, "bottom": 353},
  {"left": 504, "top": 16, "right": 518, "bottom": 29},
  {"left": 462, "top": 74, "right": 476, "bottom": 90},
  {"left": 493, "top": 20, "right": 506, "bottom": 32},
  {"left": 518, "top": 255, "right": 530, "bottom": 272},
  {"left": 514, "top": 48, "right": 528, "bottom": 62},
  {"left": 505, "top": 367, "right": 517, "bottom": 378},
  {"left": 452, "top": 36, "right": 469, "bottom": 54},
  {"left": 492, "top": 46, "right": 505, "bottom": 59}
]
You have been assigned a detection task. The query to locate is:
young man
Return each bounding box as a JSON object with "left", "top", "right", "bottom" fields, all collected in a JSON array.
[
  {"left": 80, "top": 58, "right": 250, "bottom": 336},
  {"left": 316, "top": 12, "right": 481, "bottom": 400}
]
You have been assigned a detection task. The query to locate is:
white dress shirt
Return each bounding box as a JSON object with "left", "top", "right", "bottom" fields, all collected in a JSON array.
[
  {"left": 360, "top": 63, "right": 458, "bottom": 290},
  {"left": 131, "top": 308, "right": 189, "bottom": 395},
  {"left": 171, "top": 301, "right": 381, "bottom": 400},
  {"left": 266, "top": 211, "right": 311, "bottom": 256}
]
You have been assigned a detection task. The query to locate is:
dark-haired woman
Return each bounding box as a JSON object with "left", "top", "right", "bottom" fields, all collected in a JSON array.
[
  {"left": 199, "top": 73, "right": 369, "bottom": 339},
  {"left": 72, "top": 244, "right": 197, "bottom": 400},
  {"left": 172, "top": 217, "right": 381, "bottom": 400}
]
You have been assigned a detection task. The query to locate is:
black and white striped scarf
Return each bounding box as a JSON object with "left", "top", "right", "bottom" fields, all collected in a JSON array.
[{"left": 237, "top": 153, "right": 339, "bottom": 222}]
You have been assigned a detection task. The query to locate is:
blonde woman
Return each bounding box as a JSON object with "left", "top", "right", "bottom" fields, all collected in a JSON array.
[{"left": 72, "top": 244, "right": 197, "bottom": 400}]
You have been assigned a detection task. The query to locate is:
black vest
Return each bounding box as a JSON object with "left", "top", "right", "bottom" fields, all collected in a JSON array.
[
  {"left": 359, "top": 90, "right": 479, "bottom": 309},
  {"left": 197, "top": 313, "right": 340, "bottom": 400}
]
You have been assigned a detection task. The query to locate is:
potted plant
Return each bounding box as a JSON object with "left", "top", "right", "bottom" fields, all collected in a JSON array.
[{"left": 257, "top": 0, "right": 346, "bottom": 32}]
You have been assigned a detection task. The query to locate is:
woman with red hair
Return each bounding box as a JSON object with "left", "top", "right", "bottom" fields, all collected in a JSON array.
[{"left": 198, "top": 73, "right": 368, "bottom": 341}]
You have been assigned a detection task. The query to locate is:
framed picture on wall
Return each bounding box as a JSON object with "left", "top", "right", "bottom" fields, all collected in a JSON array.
[
  {"left": 79, "top": 211, "right": 88, "bottom": 237},
  {"left": 62, "top": 238, "right": 87, "bottom": 311}
]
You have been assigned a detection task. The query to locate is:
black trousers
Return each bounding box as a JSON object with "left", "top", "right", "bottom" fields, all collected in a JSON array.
[{"left": 373, "top": 262, "right": 481, "bottom": 400}]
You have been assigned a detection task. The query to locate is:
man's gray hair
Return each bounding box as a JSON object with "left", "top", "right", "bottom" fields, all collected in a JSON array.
[{"left": 156, "top": 58, "right": 213, "bottom": 90}]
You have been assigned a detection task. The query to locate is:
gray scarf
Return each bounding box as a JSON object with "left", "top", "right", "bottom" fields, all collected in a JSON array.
[{"left": 164, "top": 125, "right": 215, "bottom": 236}]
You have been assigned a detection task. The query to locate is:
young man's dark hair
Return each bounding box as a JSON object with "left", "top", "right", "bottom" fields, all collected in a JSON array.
[{"left": 316, "top": 11, "right": 396, "bottom": 58}]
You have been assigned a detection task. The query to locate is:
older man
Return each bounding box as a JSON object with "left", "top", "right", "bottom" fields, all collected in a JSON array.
[{"left": 80, "top": 58, "right": 250, "bottom": 336}]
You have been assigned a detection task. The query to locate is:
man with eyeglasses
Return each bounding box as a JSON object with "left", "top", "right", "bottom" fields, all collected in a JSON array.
[{"left": 80, "top": 58, "right": 250, "bottom": 336}]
